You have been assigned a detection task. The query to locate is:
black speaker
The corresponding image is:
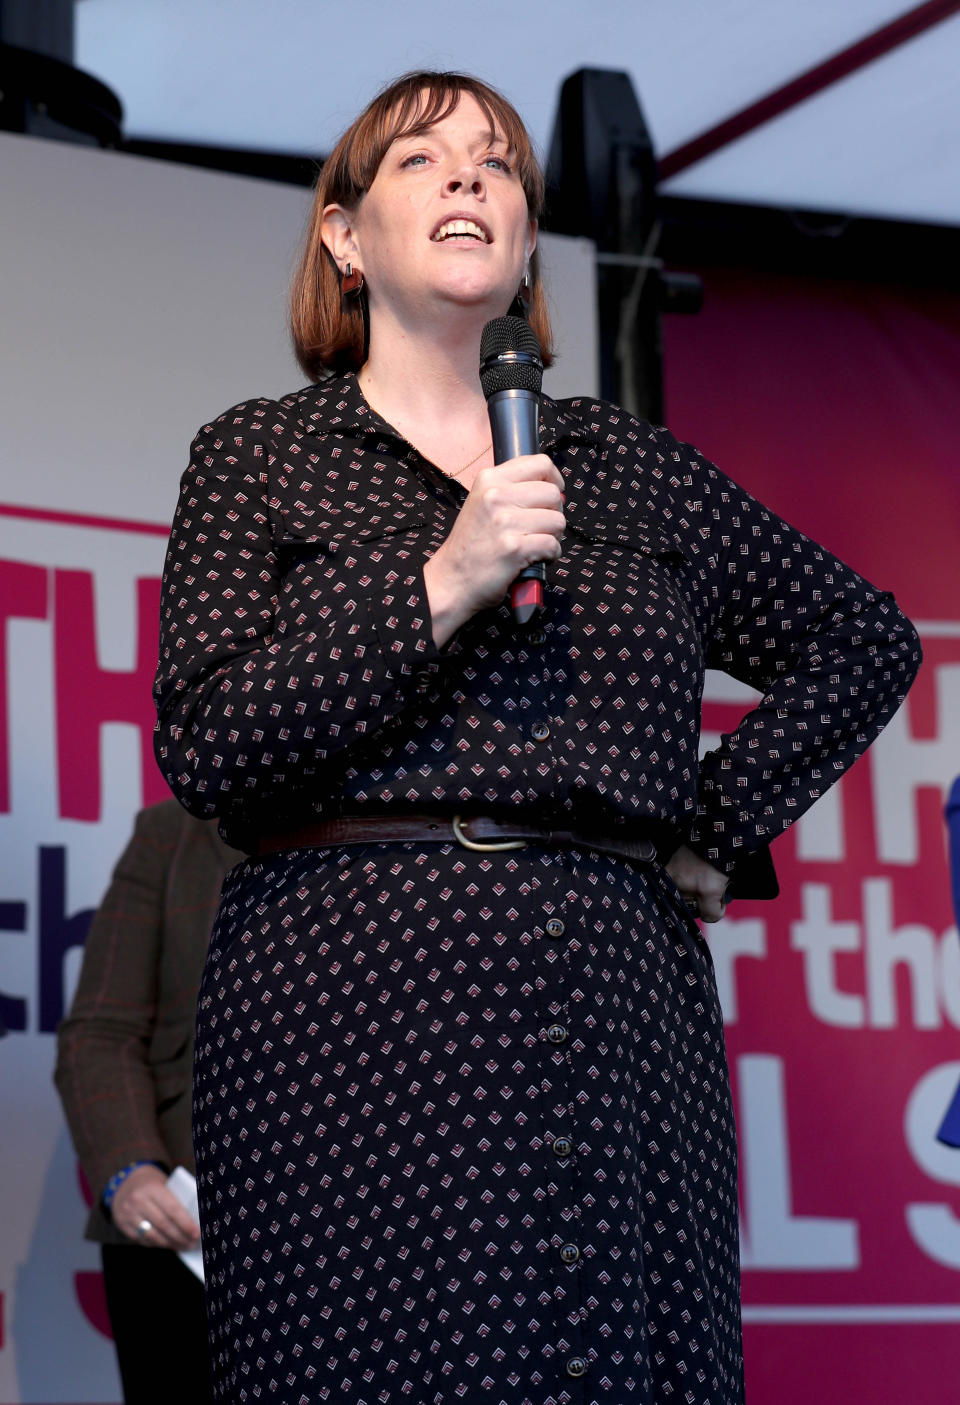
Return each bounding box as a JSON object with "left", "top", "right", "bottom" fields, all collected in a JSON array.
[
  {"left": 0, "top": 42, "right": 122, "bottom": 147},
  {"left": 545, "top": 68, "right": 701, "bottom": 422}
]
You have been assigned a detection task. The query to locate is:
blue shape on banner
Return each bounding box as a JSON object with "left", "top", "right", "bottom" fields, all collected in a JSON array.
[
  {"left": 0, "top": 900, "right": 28, "bottom": 1033},
  {"left": 937, "top": 775, "right": 960, "bottom": 1147},
  {"left": 39, "top": 846, "right": 94, "bottom": 1033}
]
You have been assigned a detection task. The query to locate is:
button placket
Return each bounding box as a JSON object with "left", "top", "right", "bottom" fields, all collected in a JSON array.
[{"left": 535, "top": 862, "right": 588, "bottom": 1394}]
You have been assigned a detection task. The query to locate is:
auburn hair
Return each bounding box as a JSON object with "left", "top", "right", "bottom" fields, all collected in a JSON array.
[{"left": 290, "top": 71, "right": 555, "bottom": 380}]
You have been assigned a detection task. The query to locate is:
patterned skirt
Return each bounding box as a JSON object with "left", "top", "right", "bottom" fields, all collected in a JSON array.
[{"left": 193, "top": 841, "right": 743, "bottom": 1404}]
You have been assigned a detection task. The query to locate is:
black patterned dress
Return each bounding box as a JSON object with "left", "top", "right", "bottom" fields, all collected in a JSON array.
[{"left": 154, "top": 374, "right": 919, "bottom": 1404}]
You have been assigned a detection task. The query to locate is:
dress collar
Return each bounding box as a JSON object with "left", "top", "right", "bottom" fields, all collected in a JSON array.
[{"left": 291, "top": 371, "right": 595, "bottom": 454}]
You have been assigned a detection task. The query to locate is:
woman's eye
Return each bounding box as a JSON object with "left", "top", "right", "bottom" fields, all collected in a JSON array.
[
  {"left": 484, "top": 156, "right": 511, "bottom": 173},
  {"left": 400, "top": 153, "right": 429, "bottom": 168}
]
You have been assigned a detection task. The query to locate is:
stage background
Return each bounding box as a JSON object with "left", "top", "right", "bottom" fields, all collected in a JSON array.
[{"left": 2, "top": 129, "right": 959, "bottom": 1401}]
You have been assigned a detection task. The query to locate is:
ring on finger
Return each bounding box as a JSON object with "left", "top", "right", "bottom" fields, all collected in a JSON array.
[
  {"left": 682, "top": 896, "right": 700, "bottom": 916},
  {"left": 135, "top": 1218, "right": 153, "bottom": 1240}
]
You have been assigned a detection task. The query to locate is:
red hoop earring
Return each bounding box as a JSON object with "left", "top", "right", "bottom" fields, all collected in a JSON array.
[{"left": 342, "top": 262, "right": 364, "bottom": 296}]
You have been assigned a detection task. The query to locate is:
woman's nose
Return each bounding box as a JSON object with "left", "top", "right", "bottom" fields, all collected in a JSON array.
[{"left": 444, "top": 164, "right": 484, "bottom": 197}]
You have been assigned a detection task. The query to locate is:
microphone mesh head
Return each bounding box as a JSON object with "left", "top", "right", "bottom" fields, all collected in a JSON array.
[{"left": 480, "top": 316, "right": 543, "bottom": 398}]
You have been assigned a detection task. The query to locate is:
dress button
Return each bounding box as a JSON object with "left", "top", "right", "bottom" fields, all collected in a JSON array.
[
  {"left": 530, "top": 720, "right": 551, "bottom": 742},
  {"left": 544, "top": 917, "right": 565, "bottom": 938},
  {"left": 546, "top": 1023, "right": 567, "bottom": 1044},
  {"left": 559, "top": 1242, "right": 580, "bottom": 1265},
  {"left": 566, "top": 1356, "right": 588, "bottom": 1378},
  {"left": 414, "top": 670, "right": 433, "bottom": 691},
  {"left": 526, "top": 628, "right": 546, "bottom": 647},
  {"left": 552, "top": 1136, "right": 573, "bottom": 1158}
]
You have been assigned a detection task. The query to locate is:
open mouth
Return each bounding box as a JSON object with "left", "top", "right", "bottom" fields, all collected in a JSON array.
[{"left": 431, "top": 218, "right": 491, "bottom": 244}]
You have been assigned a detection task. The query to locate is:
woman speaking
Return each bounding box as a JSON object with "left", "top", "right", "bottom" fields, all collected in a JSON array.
[{"left": 154, "top": 71, "right": 920, "bottom": 1404}]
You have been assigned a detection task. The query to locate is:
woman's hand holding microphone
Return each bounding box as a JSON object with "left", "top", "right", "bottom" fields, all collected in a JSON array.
[{"left": 423, "top": 453, "right": 565, "bottom": 649}]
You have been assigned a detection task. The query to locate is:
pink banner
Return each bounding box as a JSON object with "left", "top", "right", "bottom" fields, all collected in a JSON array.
[{"left": 666, "top": 266, "right": 960, "bottom": 1399}]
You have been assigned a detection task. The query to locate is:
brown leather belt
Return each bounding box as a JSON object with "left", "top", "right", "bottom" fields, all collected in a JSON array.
[{"left": 255, "top": 813, "right": 661, "bottom": 866}]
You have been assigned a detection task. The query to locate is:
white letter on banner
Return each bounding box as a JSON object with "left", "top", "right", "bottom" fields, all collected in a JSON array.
[
  {"left": 870, "top": 663, "right": 960, "bottom": 864},
  {"left": 904, "top": 1062, "right": 960, "bottom": 1269},
  {"left": 738, "top": 1055, "right": 860, "bottom": 1269},
  {"left": 865, "top": 878, "right": 939, "bottom": 1029},
  {"left": 790, "top": 883, "right": 865, "bottom": 1027},
  {"left": 705, "top": 918, "right": 766, "bottom": 1023},
  {"left": 939, "top": 931, "right": 960, "bottom": 1028},
  {"left": 794, "top": 785, "right": 845, "bottom": 862}
]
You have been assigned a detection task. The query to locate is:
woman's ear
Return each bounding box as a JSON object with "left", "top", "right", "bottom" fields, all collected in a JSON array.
[
  {"left": 526, "top": 219, "right": 538, "bottom": 262},
  {"left": 321, "top": 204, "right": 360, "bottom": 276}
]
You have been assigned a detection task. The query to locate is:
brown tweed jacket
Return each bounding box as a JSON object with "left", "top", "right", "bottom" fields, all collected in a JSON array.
[{"left": 54, "top": 799, "right": 243, "bottom": 1243}]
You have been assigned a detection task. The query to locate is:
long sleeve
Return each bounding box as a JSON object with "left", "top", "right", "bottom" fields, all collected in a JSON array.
[
  {"left": 54, "top": 806, "right": 175, "bottom": 1198},
  {"left": 153, "top": 402, "right": 443, "bottom": 836},
  {"left": 662, "top": 433, "right": 922, "bottom": 881}
]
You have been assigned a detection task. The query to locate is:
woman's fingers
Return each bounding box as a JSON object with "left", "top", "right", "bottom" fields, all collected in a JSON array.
[
  {"left": 518, "top": 532, "right": 566, "bottom": 565},
  {"left": 664, "top": 845, "right": 730, "bottom": 925},
  {"left": 694, "top": 889, "right": 728, "bottom": 924},
  {"left": 476, "top": 453, "right": 564, "bottom": 491},
  {"left": 488, "top": 481, "right": 565, "bottom": 513},
  {"left": 497, "top": 511, "right": 567, "bottom": 549},
  {"left": 473, "top": 473, "right": 565, "bottom": 519}
]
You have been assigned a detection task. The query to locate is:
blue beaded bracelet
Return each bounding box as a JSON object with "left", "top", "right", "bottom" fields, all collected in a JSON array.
[{"left": 102, "top": 1160, "right": 161, "bottom": 1208}]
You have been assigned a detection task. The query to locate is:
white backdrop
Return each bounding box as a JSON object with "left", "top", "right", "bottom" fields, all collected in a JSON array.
[
  {"left": 0, "top": 130, "right": 597, "bottom": 1403},
  {"left": 76, "top": 0, "right": 960, "bottom": 225}
]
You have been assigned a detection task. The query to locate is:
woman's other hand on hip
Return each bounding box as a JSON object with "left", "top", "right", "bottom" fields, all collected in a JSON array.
[{"left": 665, "top": 845, "right": 730, "bottom": 923}]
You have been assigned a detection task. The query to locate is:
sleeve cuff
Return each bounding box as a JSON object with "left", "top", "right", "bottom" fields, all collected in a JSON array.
[
  {"left": 685, "top": 825, "right": 780, "bottom": 902},
  {"left": 724, "top": 844, "right": 779, "bottom": 901},
  {"left": 369, "top": 562, "right": 451, "bottom": 692},
  {"left": 101, "top": 1158, "right": 167, "bottom": 1208}
]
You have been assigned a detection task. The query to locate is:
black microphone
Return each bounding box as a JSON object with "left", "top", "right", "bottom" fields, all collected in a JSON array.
[{"left": 479, "top": 316, "right": 547, "bottom": 626}]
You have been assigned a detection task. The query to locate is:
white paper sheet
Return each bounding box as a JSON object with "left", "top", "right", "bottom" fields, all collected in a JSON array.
[{"left": 167, "top": 1165, "right": 205, "bottom": 1284}]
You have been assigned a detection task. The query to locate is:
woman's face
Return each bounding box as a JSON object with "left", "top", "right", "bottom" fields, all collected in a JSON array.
[{"left": 342, "top": 93, "right": 536, "bottom": 326}]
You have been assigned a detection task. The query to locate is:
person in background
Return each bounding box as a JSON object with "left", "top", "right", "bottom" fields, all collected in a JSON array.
[
  {"left": 55, "top": 799, "right": 241, "bottom": 1404},
  {"left": 938, "top": 775, "right": 960, "bottom": 1146}
]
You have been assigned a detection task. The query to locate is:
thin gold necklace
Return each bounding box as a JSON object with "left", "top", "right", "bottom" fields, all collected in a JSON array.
[
  {"left": 360, "top": 382, "right": 490, "bottom": 481},
  {"left": 447, "top": 441, "right": 492, "bottom": 479}
]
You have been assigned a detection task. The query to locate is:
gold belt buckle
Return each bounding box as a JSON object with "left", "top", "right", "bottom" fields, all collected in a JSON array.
[{"left": 452, "top": 814, "right": 527, "bottom": 852}]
